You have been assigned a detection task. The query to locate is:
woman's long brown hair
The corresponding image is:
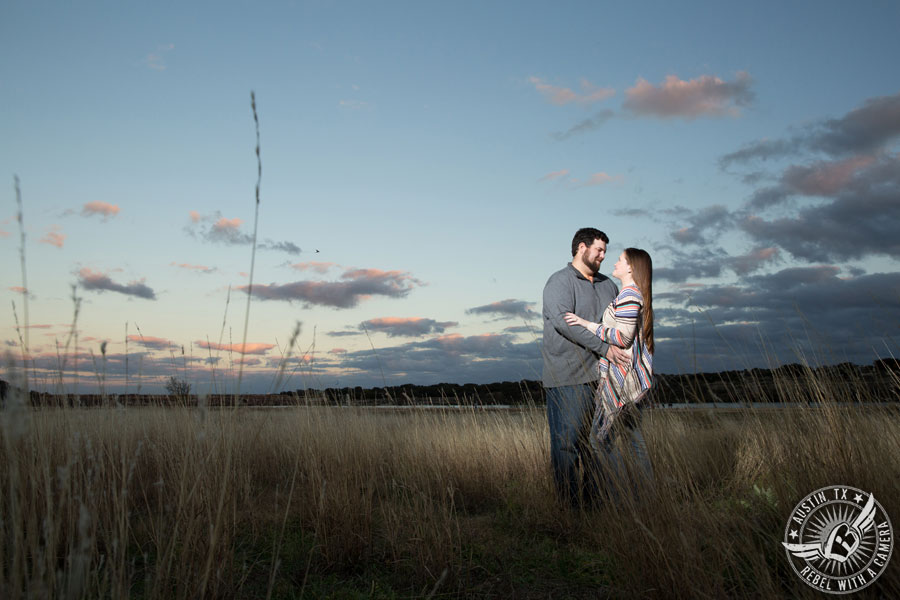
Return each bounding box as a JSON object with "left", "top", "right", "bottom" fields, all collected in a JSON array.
[{"left": 625, "top": 248, "right": 654, "bottom": 354}]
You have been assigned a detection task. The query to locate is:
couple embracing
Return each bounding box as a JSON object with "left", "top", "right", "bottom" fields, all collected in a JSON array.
[{"left": 542, "top": 227, "right": 655, "bottom": 508}]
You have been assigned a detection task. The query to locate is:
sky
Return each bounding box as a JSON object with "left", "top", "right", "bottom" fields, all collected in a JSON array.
[{"left": 2, "top": 0, "right": 900, "bottom": 394}]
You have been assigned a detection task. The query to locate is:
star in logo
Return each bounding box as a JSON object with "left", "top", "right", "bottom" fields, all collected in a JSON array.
[
  {"left": 854, "top": 493, "right": 864, "bottom": 504},
  {"left": 789, "top": 529, "right": 798, "bottom": 539}
]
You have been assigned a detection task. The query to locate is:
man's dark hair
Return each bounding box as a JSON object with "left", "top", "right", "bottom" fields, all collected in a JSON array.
[{"left": 571, "top": 228, "right": 609, "bottom": 257}]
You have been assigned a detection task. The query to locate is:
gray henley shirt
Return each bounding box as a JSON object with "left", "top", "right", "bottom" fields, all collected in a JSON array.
[{"left": 542, "top": 263, "right": 618, "bottom": 387}]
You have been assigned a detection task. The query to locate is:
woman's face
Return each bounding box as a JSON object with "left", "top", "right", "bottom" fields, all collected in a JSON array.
[{"left": 612, "top": 252, "right": 631, "bottom": 280}]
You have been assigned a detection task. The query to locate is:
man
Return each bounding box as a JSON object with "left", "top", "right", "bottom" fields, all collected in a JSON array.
[{"left": 542, "top": 227, "right": 627, "bottom": 507}]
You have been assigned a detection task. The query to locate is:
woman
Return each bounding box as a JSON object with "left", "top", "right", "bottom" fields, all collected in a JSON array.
[{"left": 564, "top": 247, "right": 654, "bottom": 493}]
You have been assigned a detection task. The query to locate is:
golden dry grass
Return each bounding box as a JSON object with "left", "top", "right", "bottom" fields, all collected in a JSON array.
[{"left": 1, "top": 390, "right": 898, "bottom": 599}]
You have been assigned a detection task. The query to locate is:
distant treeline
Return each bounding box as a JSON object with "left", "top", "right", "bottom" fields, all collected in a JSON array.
[{"left": 2, "top": 359, "right": 898, "bottom": 407}]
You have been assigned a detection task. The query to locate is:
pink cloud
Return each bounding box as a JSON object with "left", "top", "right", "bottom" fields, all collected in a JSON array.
[
  {"left": 329, "top": 348, "right": 347, "bottom": 355},
  {"left": 213, "top": 217, "right": 243, "bottom": 232},
  {"left": 196, "top": 340, "right": 274, "bottom": 355},
  {"left": 82, "top": 201, "right": 120, "bottom": 218},
  {"left": 624, "top": 72, "right": 753, "bottom": 119},
  {"left": 576, "top": 172, "right": 624, "bottom": 187},
  {"left": 529, "top": 77, "right": 615, "bottom": 107},
  {"left": 170, "top": 262, "right": 216, "bottom": 274},
  {"left": 538, "top": 169, "right": 570, "bottom": 182},
  {"left": 9, "top": 286, "right": 27, "bottom": 293},
  {"left": 291, "top": 261, "right": 337, "bottom": 273},
  {"left": 189, "top": 210, "right": 202, "bottom": 223},
  {"left": 0, "top": 229, "right": 9, "bottom": 238},
  {"left": 782, "top": 155, "right": 876, "bottom": 196},
  {"left": 126, "top": 334, "right": 176, "bottom": 350},
  {"left": 40, "top": 227, "right": 65, "bottom": 248}
]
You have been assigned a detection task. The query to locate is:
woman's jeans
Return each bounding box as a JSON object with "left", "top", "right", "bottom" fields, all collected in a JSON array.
[
  {"left": 547, "top": 384, "right": 654, "bottom": 507},
  {"left": 593, "top": 406, "right": 655, "bottom": 504}
]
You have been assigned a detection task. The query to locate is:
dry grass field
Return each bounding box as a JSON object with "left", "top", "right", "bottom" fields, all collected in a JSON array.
[{"left": 1, "top": 380, "right": 898, "bottom": 599}]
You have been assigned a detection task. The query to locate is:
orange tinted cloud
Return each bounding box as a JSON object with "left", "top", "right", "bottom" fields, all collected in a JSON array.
[
  {"left": 782, "top": 155, "right": 876, "bottom": 196},
  {"left": 624, "top": 72, "right": 753, "bottom": 119},
  {"left": 538, "top": 169, "right": 570, "bottom": 182},
  {"left": 196, "top": 340, "right": 274, "bottom": 355},
  {"left": 126, "top": 334, "right": 176, "bottom": 350},
  {"left": 82, "top": 201, "right": 120, "bottom": 218},
  {"left": 40, "top": 227, "right": 65, "bottom": 248},
  {"left": 213, "top": 217, "right": 242, "bottom": 232},
  {"left": 291, "top": 261, "right": 337, "bottom": 273},
  {"left": 170, "top": 262, "right": 216, "bottom": 274},
  {"left": 577, "top": 172, "right": 623, "bottom": 187},
  {"left": 361, "top": 317, "right": 457, "bottom": 337},
  {"left": 529, "top": 77, "right": 615, "bottom": 107}
]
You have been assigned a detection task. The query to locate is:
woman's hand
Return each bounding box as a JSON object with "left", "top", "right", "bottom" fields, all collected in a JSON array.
[{"left": 564, "top": 312, "right": 589, "bottom": 328}]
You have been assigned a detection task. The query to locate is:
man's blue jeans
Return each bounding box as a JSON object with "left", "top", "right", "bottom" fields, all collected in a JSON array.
[{"left": 546, "top": 383, "right": 602, "bottom": 507}]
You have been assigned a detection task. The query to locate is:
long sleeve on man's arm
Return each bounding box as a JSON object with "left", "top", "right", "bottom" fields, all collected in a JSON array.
[
  {"left": 542, "top": 270, "right": 610, "bottom": 356},
  {"left": 544, "top": 288, "right": 609, "bottom": 356},
  {"left": 541, "top": 264, "right": 619, "bottom": 387}
]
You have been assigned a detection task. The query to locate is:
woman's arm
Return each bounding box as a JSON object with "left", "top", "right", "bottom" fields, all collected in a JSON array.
[{"left": 567, "top": 286, "right": 642, "bottom": 349}]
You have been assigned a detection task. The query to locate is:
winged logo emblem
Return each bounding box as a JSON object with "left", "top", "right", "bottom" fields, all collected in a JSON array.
[{"left": 783, "top": 494, "right": 877, "bottom": 563}]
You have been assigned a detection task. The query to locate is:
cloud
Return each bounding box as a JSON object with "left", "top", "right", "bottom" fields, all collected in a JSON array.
[
  {"left": 575, "top": 172, "right": 624, "bottom": 188},
  {"left": 326, "top": 329, "right": 363, "bottom": 337},
  {"left": 721, "top": 91, "right": 900, "bottom": 169},
  {"left": 210, "top": 216, "right": 250, "bottom": 244},
  {"left": 503, "top": 325, "right": 535, "bottom": 334},
  {"left": 40, "top": 226, "right": 65, "bottom": 248},
  {"left": 170, "top": 262, "right": 217, "bottom": 274},
  {"left": 781, "top": 155, "right": 876, "bottom": 197},
  {"left": 669, "top": 204, "right": 733, "bottom": 245},
  {"left": 528, "top": 76, "right": 615, "bottom": 107},
  {"left": 466, "top": 299, "right": 538, "bottom": 320},
  {"left": 81, "top": 201, "right": 120, "bottom": 218},
  {"left": 726, "top": 247, "right": 781, "bottom": 276},
  {"left": 290, "top": 261, "right": 338, "bottom": 273},
  {"left": 186, "top": 211, "right": 300, "bottom": 255},
  {"left": 810, "top": 92, "right": 900, "bottom": 156},
  {"left": 654, "top": 266, "right": 900, "bottom": 372},
  {"left": 329, "top": 348, "right": 347, "bottom": 355},
  {"left": 0, "top": 229, "right": 10, "bottom": 238},
  {"left": 127, "top": 334, "right": 177, "bottom": 350},
  {"left": 332, "top": 332, "right": 541, "bottom": 385},
  {"left": 654, "top": 247, "right": 729, "bottom": 283},
  {"left": 654, "top": 243, "right": 782, "bottom": 283},
  {"left": 77, "top": 268, "right": 156, "bottom": 300},
  {"left": 195, "top": 340, "right": 275, "bottom": 355},
  {"left": 551, "top": 109, "right": 615, "bottom": 140},
  {"left": 360, "top": 317, "right": 458, "bottom": 338},
  {"left": 242, "top": 267, "right": 423, "bottom": 308},
  {"left": 258, "top": 240, "right": 302, "bottom": 255},
  {"left": 740, "top": 154, "right": 900, "bottom": 261},
  {"left": 623, "top": 72, "right": 753, "bottom": 119},
  {"left": 538, "top": 169, "right": 570, "bottom": 183}
]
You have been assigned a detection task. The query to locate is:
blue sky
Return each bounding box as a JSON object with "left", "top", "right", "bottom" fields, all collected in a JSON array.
[{"left": 3, "top": 0, "right": 900, "bottom": 393}]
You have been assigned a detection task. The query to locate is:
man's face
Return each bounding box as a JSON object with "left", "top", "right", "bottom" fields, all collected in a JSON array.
[{"left": 580, "top": 239, "right": 607, "bottom": 273}]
